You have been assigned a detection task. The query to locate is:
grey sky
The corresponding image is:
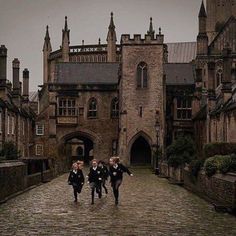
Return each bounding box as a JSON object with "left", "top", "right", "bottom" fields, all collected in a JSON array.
[{"left": 0, "top": 0, "right": 203, "bottom": 91}]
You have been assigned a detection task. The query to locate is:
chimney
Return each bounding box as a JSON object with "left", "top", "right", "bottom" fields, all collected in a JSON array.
[
  {"left": 12, "top": 58, "right": 20, "bottom": 94},
  {"left": 23, "top": 68, "right": 29, "bottom": 100},
  {"left": 0, "top": 45, "right": 7, "bottom": 86}
]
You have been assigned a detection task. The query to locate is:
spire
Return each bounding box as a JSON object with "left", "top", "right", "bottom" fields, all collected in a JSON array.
[
  {"left": 98, "top": 38, "right": 101, "bottom": 45},
  {"left": 62, "top": 16, "right": 70, "bottom": 44},
  {"left": 64, "top": 16, "right": 68, "bottom": 31},
  {"left": 147, "top": 17, "right": 155, "bottom": 38},
  {"left": 43, "top": 25, "right": 52, "bottom": 52},
  {"left": 109, "top": 12, "right": 115, "bottom": 30},
  {"left": 199, "top": 0, "right": 207, "bottom": 18},
  {"left": 107, "top": 12, "right": 117, "bottom": 42}
]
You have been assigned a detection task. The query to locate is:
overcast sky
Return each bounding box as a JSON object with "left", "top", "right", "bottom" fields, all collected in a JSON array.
[{"left": 0, "top": 0, "right": 203, "bottom": 91}]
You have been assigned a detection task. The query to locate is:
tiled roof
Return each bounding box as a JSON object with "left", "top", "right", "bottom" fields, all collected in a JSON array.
[
  {"left": 167, "top": 42, "right": 197, "bottom": 63},
  {"left": 55, "top": 63, "right": 119, "bottom": 85},
  {"left": 164, "top": 63, "right": 195, "bottom": 85}
]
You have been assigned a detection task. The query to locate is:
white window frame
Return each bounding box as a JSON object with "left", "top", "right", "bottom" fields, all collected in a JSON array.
[
  {"left": 36, "top": 124, "right": 44, "bottom": 136},
  {"left": 36, "top": 144, "right": 43, "bottom": 156}
]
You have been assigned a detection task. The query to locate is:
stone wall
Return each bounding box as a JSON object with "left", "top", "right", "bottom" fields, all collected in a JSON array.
[
  {"left": 0, "top": 161, "right": 27, "bottom": 201},
  {"left": 0, "top": 161, "right": 53, "bottom": 202},
  {"left": 183, "top": 167, "right": 236, "bottom": 208}
]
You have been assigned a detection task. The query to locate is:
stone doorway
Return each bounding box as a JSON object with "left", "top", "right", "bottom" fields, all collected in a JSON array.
[
  {"left": 130, "top": 136, "right": 151, "bottom": 165},
  {"left": 66, "top": 135, "right": 94, "bottom": 165}
]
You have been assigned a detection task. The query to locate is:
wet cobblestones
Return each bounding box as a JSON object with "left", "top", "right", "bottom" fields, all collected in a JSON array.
[{"left": 0, "top": 168, "right": 236, "bottom": 235}]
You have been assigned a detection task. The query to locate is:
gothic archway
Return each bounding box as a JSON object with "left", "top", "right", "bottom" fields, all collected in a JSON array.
[{"left": 130, "top": 136, "right": 152, "bottom": 165}]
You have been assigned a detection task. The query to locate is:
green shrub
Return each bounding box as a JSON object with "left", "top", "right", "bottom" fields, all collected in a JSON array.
[
  {"left": 0, "top": 141, "right": 19, "bottom": 160},
  {"left": 167, "top": 135, "right": 196, "bottom": 168},
  {"left": 204, "top": 156, "right": 218, "bottom": 177},
  {"left": 204, "top": 142, "right": 236, "bottom": 159},
  {"left": 204, "top": 154, "right": 236, "bottom": 177}
]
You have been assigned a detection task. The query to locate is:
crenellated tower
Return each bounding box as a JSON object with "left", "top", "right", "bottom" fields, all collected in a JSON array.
[{"left": 118, "top": 19, "right": 165, "bottom": 165}]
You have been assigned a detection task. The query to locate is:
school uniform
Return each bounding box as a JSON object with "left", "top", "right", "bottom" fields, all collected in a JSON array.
[
  {"left": 109, "top": 163, "right": 132, "bottom": 205},
  {"left": 100, "top": 165, "right": 109, "bottom": 194},
  {"left": 88, "top": 166, "right": 102, "bottom": 204},
  {"left": 68, "top": 169, "right": 84, "bottom": 202}
]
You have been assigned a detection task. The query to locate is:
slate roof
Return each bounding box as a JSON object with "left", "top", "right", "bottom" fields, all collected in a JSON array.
[
  {"left": 167, "top": 42, "right": 197, "bottom": 63},
  {"left": 55, "top": 63, "right": 119, "bottom": 85},
  {"left": 164, "top": 63, "right": 195, "bottom": 85},
  {"left": 29, "top": 91, "right": 38, "bottom": 102}
]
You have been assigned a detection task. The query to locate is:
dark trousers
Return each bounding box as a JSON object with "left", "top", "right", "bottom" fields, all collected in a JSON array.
[
  {"left": 111, "top": 179, "right": 122, "bottom": 202},
  {"left": 101, "top": 179, "right": 108, "bottom": 194},
  {"left": 90, "top": 182, "right": 101, "bottom": 203},
  {"left": 72, "top": 184, "right": 83, "bottom": 200}
]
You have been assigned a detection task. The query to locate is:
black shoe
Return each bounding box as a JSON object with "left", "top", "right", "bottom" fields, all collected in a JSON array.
[
  {"left": 74, "top": 199, "right": 78, "bottom": 202},
  {"left": 91, "top": 202, "right": 94, "bottom": 205},
  {"left": 115, "top": 199, "right": 118, "bottom": 205},
  {"left": 98, "top": 193, "right": 102, "bottom": 198}
]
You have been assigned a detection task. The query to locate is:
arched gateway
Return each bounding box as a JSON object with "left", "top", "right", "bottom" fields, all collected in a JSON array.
[
  {"left": 62, "top": 131, "right": 98, "bottom": 165},
  {"left": 129, "top": 133, "right": 152, "bottom": 165}
]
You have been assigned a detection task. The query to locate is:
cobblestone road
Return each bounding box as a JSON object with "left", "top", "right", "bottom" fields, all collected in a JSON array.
[{"left": 0, "top": 168, "right": 236, "bottom": 236}]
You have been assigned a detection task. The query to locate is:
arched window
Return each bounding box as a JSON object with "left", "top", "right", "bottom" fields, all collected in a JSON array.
[
  {"left": 111, "top": 98, "right": 119, "bottom": 118},
  {"left": 216, "top": 69, "right": 223, "bottom": 87},
  {"left": 137, "top": 62, "right": 148, "bottom": 88},
  {"left": 88, "top": 98, "right": 97, "bottom": 118}
]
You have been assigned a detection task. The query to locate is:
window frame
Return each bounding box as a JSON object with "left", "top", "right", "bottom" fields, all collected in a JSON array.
[
  {"left": 36, "top": 124, "right": 44, "bottom": 136},
  {"left": 35, "top": 144, "right": 44, "bottom": 156},
  {"left": 88, "top": 98, "right": 98, "bottom": 119},
  {"left": 176, "top": 97, "right": 192, "bottom": 120},
  {"left": 111, "top": 98, "right": 119, "bottom": 118},
  {"left": 58, "top": 97, "right": 76, "bottom": 117},
  {"left": 137, "top": 62, "right": 148, "bottom": 89}
]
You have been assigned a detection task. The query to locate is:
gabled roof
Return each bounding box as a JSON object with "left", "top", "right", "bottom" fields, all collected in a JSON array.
[
  {"left": 55, "top": 63, "right": 119, "bottom": 85},
  {"left": 166, "top": 42, "right": 197, "bottom": 63},
  {"left": 164, "top": 63, "right": 195, "bottom": 85}
]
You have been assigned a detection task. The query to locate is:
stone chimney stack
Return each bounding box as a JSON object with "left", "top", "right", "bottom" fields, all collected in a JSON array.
[
  {"left": 23, "top": 68, "right": 29, "bottom": 101},
  {"left": 0, "top": 45, "right": 7, "bottom": 86},
  {"left": 12, "top": 58, "right": 20, "bottom": 95}
]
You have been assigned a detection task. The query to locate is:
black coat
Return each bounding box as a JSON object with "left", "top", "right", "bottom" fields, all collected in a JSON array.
[
  {"left": 100, "top": 165, "right": 109, "bottom": 180},
  {"left": 68, "top": 169, "right": 84, "bottom": 187},
  {"left": 88, "top": 167, "right": 102, "bottom": 183},
  {"left": 109, "top": 163, "right": 132, "bottom": 183}
]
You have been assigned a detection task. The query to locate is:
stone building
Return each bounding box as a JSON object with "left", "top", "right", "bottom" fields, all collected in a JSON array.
[
  {"left": 38, "top": 0, "right": 236, "bottom": 171},
  {"left": 0, "top": 45, "right": 35, "bottom": 158},
  {"left": 193, "top": 0, "right": 236, "bottom": 157}
]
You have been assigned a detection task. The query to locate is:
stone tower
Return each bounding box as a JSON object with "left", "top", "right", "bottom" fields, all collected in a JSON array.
[
  {"left": 107, "top": 12, "right": 117, "bottom": 62},
  {"left": 118, "top": 25, "right": 165, "bottom": 166},
  {"left": 43, "top": 25, "right": 52, "bottom": 84},
  {"left": 206, "top": 0, "right": 236, "bottom": 43}
]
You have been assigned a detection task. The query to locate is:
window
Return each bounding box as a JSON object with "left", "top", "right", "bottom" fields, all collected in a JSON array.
[
  {"left": 139, "top": 106, "right": 143, "bottom": 117},
  {"left": 58, "top": 98, "right": 76, "bottom": 116},
  {"left": 111, "top": 98, "right": 119, "bottom": 118},
  {"left": 216, "top": 69, "right": 223, "bottom": 87},
  {"left": 112, "top": 140, "right": 118, "bottom": 155},
  {"left": 12, "top": 116, "right": 15, "bottom": 135},
  {"left": 176, "top": 97, "right": 192, "bottom": 120},
  {"left": 36, "top": 144, "right": 43, "bottom": 156},
  {"left": 88, "top": 98, "right": 97, "bottom": 118},
  {"left": 137, "top": 62, "right": 148, "bottom": 88},
  {"left": 36, "top": 124, "right": 44, "bottom": 136}
]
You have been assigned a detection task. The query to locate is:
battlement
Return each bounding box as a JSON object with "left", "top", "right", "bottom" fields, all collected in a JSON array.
[{"left": 121, "top": 33, "right": 164, "bottom": 45}]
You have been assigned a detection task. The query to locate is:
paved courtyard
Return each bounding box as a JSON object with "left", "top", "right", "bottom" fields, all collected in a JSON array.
[{"left": 0, "top": 168, "right": 236, "bottom": 236}]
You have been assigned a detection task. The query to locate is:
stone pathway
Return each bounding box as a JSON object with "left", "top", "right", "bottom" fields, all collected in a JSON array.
[{"left": 0, "top": 168, "right": 236, "bottom": 235}]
